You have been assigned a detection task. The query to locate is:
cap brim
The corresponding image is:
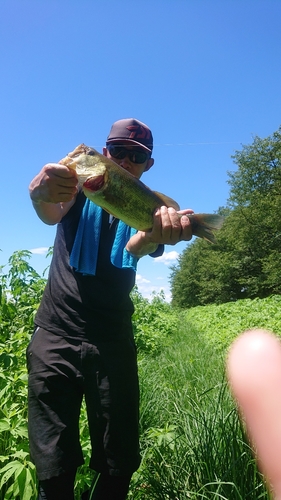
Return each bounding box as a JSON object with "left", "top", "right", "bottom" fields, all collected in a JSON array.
[{"left": 106, "top": 138, "right": 152, "bottom": 153}]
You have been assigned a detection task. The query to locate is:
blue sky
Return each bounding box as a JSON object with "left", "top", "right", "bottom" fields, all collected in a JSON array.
[{"left": 1, "top": 0, "right": 281, "bottom": 300}]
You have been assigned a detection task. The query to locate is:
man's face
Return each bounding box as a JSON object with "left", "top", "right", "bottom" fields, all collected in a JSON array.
[{"left": 103, "top": 144, "right": 154, "bottom": 179}]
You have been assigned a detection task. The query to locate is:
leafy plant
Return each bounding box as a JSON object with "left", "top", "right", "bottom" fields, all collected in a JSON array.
[
  {"left": 183, "top": 294, "right": 281, "bottom": 352},
  {"left": 0, "top": 250, "right": 276, "bottom": 499},
  {"left": 0, "top": 251, "right": 46, "bottom": 499},
  {"left": 131, "top": 288, "right": 178, "bottom": 355}
]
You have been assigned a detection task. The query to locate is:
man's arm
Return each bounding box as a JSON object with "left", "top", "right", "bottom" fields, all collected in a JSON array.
[
  {"left": 29, "top": 163, "right": 78, "bottom": 225},
  {"left": 126, "top": 206, "right": 193, "bottom": 258}
]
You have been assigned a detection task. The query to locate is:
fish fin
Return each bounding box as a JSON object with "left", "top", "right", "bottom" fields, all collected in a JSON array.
[
  {"left": 153, "top": 191, "right": 180, "bottom": 210},
  {"left": 189, "top": 214, "right": 225, "bottom": 244}
]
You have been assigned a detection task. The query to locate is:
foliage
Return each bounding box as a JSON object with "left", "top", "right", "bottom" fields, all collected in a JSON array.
[
  {"left": 131, "top": 287, "right": 179, "bottom": 355},
  {"left": 129, "top": 319, "right": 269, "bottom": 499},
  {"left": 0, "top": 251, "right": 179, "bottom": 498},
  {"left": 183, "top": 294, "right": 281, "bottom": 352},
  {"left": 1, "top": 249, "right": 278, "bottom": 499},
  {"left": 0, "top": 250, "right": 46, "bottom": 339},
  {"left": 170, "top": 235, "right": 236, "bottom": 308},
  {"left": 171, "top": 125, "right": 281, "bottom": 307},
  {"left": 228, "top": 126, "right": 281, "bottom": 207},
  {"left": 0, "top": 251, "right": 46, "bottom": 499}
]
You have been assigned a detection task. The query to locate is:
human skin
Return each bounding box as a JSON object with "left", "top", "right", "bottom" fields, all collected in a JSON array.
[{"left": 227, "top": 329, "right": 281, "bottom": 499}]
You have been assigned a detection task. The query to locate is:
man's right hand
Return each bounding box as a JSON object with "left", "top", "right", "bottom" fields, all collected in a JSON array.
[
  {"left": 29, "top": 163, "right": 78, "bottom": 225},
  {"left": 29, "top": 163, "right": 78, "bottom": 205}
]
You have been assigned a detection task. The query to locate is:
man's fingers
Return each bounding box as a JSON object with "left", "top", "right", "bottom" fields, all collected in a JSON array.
[
  {"left": 45, "top": 164, "right": 78, "bottom": 184},
  {"left": 177, "top": 208, "right": 194, "bottom": 215},
  {"left": 149, "top": 206, "right": 193, "bottom": 244},
  {"left": 180, "top": 215, "right": 192, "bottom": 241}
]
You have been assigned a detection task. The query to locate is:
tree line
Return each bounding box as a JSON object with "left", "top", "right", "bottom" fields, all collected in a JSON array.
[{"left": 170, "top": 126, "right": 281, "bottom": 308}]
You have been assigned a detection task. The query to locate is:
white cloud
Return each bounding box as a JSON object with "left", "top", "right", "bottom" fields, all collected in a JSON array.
[
  {"left": 135, "top": 275, "right": 171, "bottom": 302},
  {"left": 154, "top": 250, "right": 179, "bottom": 265},
  {"left": 142, "top": 284, "right": 171, "bottom": 302},
  {"left": 29, "top": 247, "right": 49, "bottom": 255},
  {"left": 136, "top": 274, "right": 150, "bottom": 284}
]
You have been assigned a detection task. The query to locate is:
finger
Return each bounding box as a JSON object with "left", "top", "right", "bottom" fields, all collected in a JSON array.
[
  {"left": 177, "top": 208, "right": 194, "bottom": 215},
  {"left": 149, "top": 207, "right": 163, "bottom": 241},
  {"left": 46, "top": 163, "right": 78, "bottom": 181},
  {"left": 227, "top": 329, "right": 281, "bottom": 498},
  {"left": 45, "top": 184, "right": 77, "bottom": 203},
  {"left": 40, "top": 165, "right": 78, "bottom": 203},
  {"left": 179, "top": 215, "right": 192, "bottom": 241},
  {"left": 54, "top": 191, "right": 77, "bottom": 202},
  {"left": 150, "top": 206, "right": 175, "bottom": 242},
  {"left": 165, "top": 207, "right": 181, "bottom": 244},
  {"left": 151, "top": 207, "right": 185, "bottom": 244},
  {"left": 56, "top": 176, "right": 78, "bottom": 188},
  {"left": 44, "top": 166, "right": 78, "bottom": 190},
  {"left": 57, "top": 185, "right": 78, "bottom": 197}
]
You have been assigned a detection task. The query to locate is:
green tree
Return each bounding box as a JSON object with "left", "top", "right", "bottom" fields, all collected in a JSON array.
[
  {"left": 170, "top": 126, "right": 281, "bottom": 307},
  {"left": 228, "top": 126, "right": 281, "bottom": 206}
]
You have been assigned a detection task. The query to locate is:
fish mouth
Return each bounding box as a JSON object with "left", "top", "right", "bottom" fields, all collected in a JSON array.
[{"left": 83, "top": 174, "right": 105, "bottom": 192}]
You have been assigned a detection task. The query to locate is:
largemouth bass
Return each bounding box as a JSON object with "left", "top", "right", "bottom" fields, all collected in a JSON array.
[{"left": 60, "top": 144, "right": 224, "bottom": 243}]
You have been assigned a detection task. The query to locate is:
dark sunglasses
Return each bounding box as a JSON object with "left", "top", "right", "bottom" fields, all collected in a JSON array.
[{"left": 107, "top": 145, "right": 150, "bottom": 164}]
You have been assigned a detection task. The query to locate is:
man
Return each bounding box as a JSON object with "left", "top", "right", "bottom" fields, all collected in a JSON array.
[{"left": 28, "top": 118, "right": 193, "bottom": 500}]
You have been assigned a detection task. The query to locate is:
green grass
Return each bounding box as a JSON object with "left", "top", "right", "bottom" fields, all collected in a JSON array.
[
  {"left": 1, "top": 254, "right": 278, "bottom": 499},
  {"left": 129, "top": 319, "right": 269, "bottom": 499},
  {"left": 183, "top": 295, "right": 281, "bottom": 352}
]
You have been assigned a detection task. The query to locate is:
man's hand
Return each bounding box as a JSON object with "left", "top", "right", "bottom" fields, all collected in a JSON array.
[
  {"left": 29, "top": 163, "right": 78, "bottom": 225},
  {"left": 29, "top": 163, "right": 78, "bottom": 205},
  {"left": 148, "top": 206, "right": 193, "bottom": 245},
  {"left": 126, "top": 206, "right": 193, "bottom": 258}
]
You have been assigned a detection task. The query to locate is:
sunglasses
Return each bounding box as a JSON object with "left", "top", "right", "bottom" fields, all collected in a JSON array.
[{"left": 107, "top": 145, "right": 150, "bottom": 164}]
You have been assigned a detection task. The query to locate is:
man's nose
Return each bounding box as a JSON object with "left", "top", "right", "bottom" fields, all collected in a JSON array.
[{"left": 119, "top": 156, "right": 131, "bottom": 170}]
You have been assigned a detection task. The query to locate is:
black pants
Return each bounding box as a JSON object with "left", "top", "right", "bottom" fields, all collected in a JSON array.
[
  {"left": 38, "top": 470, "right": 132, "bottom": 500},
  {"left": 27, "top": 327, "right": 140, "bottom": 482}
]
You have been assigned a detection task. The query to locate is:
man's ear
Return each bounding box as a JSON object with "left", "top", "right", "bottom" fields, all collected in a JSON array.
[{"left": 144, "top": 158, "right": 154, "bottom": 172}]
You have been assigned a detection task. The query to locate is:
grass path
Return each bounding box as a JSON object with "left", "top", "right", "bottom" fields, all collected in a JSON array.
[{"left": 129, "top": 317, "right": 270, "bottom": 499}]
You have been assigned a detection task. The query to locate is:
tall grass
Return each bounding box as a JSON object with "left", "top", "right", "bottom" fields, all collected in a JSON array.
[{"left": 129, "top": 319, "right": 269, "bottom": 499}]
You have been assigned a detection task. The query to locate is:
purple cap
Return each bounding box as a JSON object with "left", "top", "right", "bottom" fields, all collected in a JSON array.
[{"left": 106, "top": 118, "right": 153, "bottom": 153}]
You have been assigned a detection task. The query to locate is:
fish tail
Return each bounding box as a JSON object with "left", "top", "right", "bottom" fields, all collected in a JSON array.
[{"left": 188, "top": 214, "right": 225, "bottom": 244}]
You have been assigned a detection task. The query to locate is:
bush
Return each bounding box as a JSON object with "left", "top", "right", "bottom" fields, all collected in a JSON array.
[{"left": 131, "top": 288, "right": 179, "bottom": 355}]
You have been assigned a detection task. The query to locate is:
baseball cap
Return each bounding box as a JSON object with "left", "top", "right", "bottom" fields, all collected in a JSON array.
[{"left": 106, "top": 118, "right": 153, "bottom": 153}]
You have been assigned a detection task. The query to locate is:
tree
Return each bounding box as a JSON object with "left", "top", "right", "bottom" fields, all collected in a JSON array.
[
  {"left": 170, "top": 126, "right": 281, "bottom": 308},
  {"left": 228, "top": 126, "right": 281, "bottom": 207}
]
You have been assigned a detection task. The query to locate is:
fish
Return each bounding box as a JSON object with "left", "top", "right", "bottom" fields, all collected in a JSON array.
[{"left": 60, "top": 144, "right": 225, "bottom": 243}]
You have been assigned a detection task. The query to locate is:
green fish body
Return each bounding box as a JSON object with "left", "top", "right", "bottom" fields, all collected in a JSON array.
[{"left": 61, "top": 144, "right": 224, "bottom": 243}]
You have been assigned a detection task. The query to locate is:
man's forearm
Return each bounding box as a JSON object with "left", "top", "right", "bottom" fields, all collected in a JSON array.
[
  {"left": 30, "top": 199, "right": 66, "bottom": 225},
  {"left": 126, "top": 231, "right": 158, "bottom": 258}
]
